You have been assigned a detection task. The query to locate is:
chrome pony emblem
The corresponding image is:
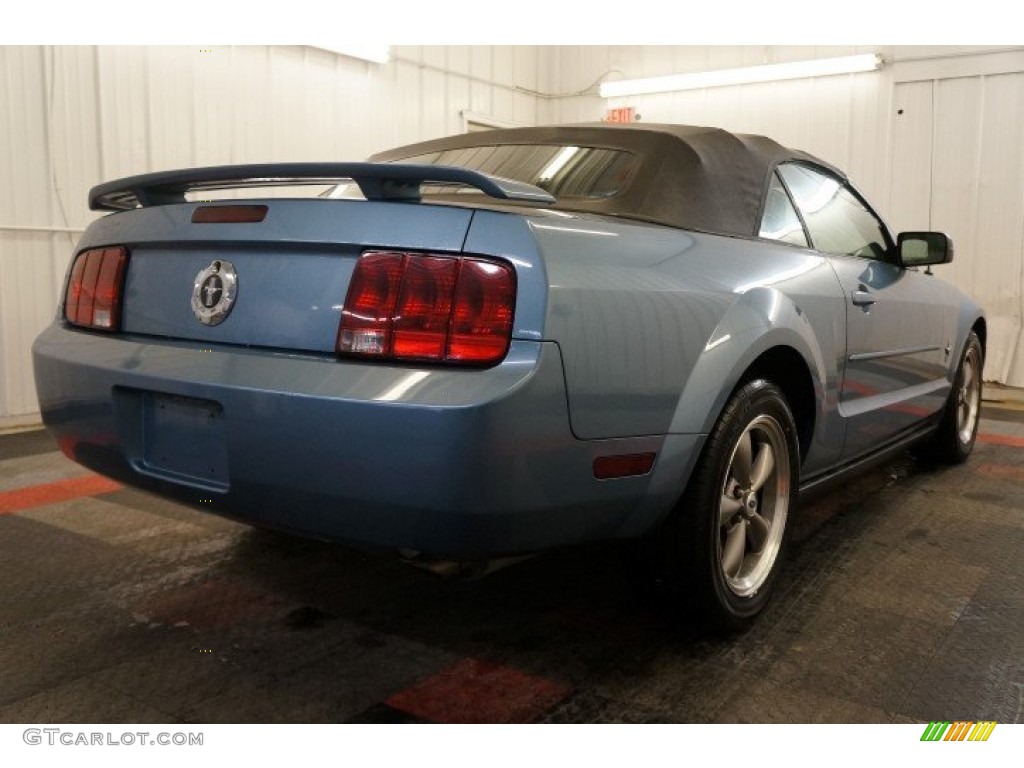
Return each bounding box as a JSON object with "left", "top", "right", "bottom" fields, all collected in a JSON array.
[{"left": 191, "top": 260, "right": 238, "bottom": 326}]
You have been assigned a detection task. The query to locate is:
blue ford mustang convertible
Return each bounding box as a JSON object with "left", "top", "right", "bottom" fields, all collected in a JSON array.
[{"left": 32, "top": 124, "right": 985, "bottom": 627}]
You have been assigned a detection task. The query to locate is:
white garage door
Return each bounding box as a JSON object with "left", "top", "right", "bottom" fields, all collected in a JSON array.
[{"left": 890, "top": 73, "right": 1024, "bottom": 385}]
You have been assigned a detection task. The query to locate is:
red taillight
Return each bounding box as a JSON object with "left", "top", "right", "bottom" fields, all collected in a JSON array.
[
  {"left": 337, "top": 251, "right": 515, "bottom": 366},
  {"left": 392, "top": 256, "right": 459, "bottom": 360},
  {"left": 64, "top": 247, "right": 129, "bottom": 331},
  {"left": 447, "top": 259, "right": 516, "bottom": 363},
  {"left": 337, "top": 251, "right": 406, "bottom": 356}
]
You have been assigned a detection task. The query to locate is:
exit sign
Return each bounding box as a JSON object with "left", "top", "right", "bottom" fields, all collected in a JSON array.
[{"left": 605, "top": 107, "right": 636, "bottom": 123}]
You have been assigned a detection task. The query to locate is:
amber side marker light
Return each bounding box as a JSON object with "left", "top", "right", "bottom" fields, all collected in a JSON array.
[
  {"left": 65, "top": 246, "right": 129, "bottom": 331},
  {"left": 191, "top": 205, "right": 268, "bottom": 224},
  {"left": 593, "top": 453, "right": 657, "bottom": 479}
]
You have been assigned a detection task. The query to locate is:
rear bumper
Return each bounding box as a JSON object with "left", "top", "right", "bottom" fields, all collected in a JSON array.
[{"left": 32, "top": 325, "right": 700, "bottom": 556}]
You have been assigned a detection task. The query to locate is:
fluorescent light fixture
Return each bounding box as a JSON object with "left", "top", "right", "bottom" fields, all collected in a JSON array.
[
  {"left": 599, "top": 54, "right": 882, "bottom": 98},
  {"left": 311, "top": 45, "right": 390, "bottom": 64}
]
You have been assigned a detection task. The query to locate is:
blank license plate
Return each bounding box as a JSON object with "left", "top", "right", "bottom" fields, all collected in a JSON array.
[{"left": 143, "top": 393, "right": 229, "bottom": 489}]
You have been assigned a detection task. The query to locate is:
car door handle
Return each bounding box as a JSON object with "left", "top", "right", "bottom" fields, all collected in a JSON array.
[{"left": 851, "top": 289, "right": 876, "bottom": 307}]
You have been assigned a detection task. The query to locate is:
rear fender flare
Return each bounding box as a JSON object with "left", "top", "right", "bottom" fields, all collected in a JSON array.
[
  {"left": 667, "top": 287, "right": 831, "bottom": 439},
  {"left": 618, "top": 288, "right": 835, "bottom": 539}
]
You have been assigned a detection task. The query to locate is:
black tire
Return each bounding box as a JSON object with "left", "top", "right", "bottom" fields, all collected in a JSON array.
[
  {"left": 646, "top": 379, "right": 800, "bottom": 631},
  {"left": 915, "top": 330, "right": 984, "bottom": 465}
]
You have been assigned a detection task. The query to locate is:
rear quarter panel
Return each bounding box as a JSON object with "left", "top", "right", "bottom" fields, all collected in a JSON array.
[{"left": 521, "top": 214, "right": 846, "bottom": 474}]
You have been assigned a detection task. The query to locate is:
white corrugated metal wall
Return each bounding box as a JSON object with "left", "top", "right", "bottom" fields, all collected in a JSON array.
[
  {"left": 0, "top": 45, "right": 546, "bottom": 427},
  {"left": 554, "top": 45, "right": 1024, "bottom": 387},
  {"left": 3, "top": 45, "right": 1023, "bottom": 426}
]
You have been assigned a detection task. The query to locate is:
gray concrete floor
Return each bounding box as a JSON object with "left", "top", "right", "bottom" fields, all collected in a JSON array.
[{"left": 1, "top": 409, "right": 1022, "bottom": 724}]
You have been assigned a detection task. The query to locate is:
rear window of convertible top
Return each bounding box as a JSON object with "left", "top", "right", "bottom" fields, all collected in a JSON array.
[{"left": 394, "top": 144, "right": 635, "bottom": 199}]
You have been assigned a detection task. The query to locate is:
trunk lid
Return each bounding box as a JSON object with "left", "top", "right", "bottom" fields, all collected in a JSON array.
[{"left": 89, "top": 200, "right": 476, "bottom": 353}]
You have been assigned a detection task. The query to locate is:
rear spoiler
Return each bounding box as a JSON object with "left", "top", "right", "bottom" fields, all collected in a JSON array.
[{"left": 88, "top": 162, "right": 556, "bottom": 211}]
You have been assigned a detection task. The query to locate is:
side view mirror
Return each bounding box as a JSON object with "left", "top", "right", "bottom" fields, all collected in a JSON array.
[{"left": 898, "top": 232, "right": 954, "bottom": 268}]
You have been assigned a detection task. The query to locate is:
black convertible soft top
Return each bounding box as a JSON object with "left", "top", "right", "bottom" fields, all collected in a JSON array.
[{"left": 373, "top": 123, "right": 841, "bottom": 238}]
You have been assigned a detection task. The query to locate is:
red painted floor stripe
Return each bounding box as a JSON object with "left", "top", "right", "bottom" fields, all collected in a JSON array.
[
  {"left": 974, "top": 463, "right": 1024, "bottom": 480},
  {"left": 386, "top": 657, "right": 572, "bottom": 724},
  {"left": 0, "top": 474, "right": 123, "bottom": 516},
  {"left": 977, "top": 432, "right": 1024, "bottom": 448}
]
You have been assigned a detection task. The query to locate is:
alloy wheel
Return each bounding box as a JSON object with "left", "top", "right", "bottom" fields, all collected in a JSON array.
[{"left": 718, "top": 414, "right": 791, "bottom": 597}]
